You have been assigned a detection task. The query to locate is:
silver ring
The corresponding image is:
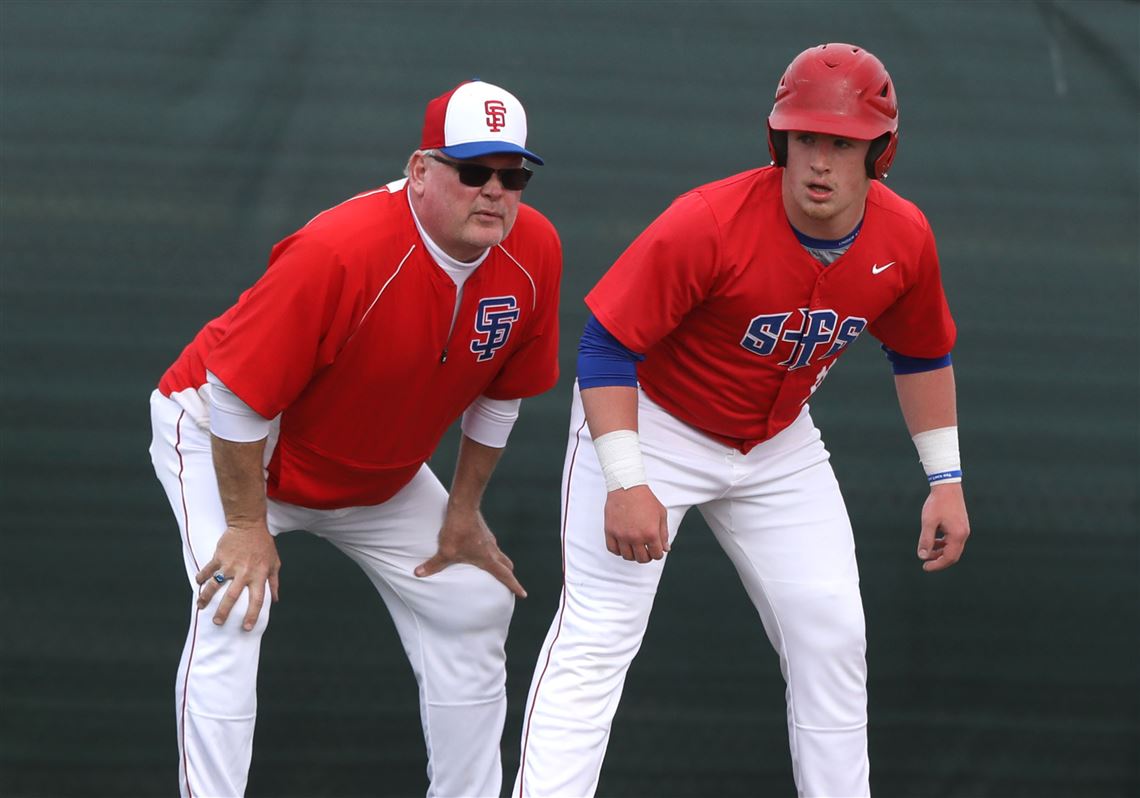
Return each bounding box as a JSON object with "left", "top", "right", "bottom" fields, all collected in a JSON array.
[{"left": 212, "top": 570, "right": 229, "bottom": 584}]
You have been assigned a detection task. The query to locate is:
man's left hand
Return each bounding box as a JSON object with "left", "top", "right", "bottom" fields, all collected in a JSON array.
[
  {"left": 916, "top": 482, "right": 970, "bottom": 572},
  {"left": 414, "top": 506, "right": 526, "bottom": 598}
]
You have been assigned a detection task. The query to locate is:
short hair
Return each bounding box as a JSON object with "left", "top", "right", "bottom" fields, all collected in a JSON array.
[{"left": 404, "top": 148, "right": 437, "bottom": 177}]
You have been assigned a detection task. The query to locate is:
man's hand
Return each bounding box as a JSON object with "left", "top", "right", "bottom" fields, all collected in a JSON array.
[
  {"left": 195, "top": 522, "right": 281, "bottom": 631},
  {"left": 415, "top": 506, "right": 526, "bottom": 598},
  {"left": 916, "top": 482, "right": 970, "bottom": 572},
  {"left": 604, "top": 484, "right": 669, "bottom": 564}
]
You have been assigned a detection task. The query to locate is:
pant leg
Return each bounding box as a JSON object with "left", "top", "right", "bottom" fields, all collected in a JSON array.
[
  {"left": 149, "top": 390, "right": 272, "bottom": 798},
  {"left": 306, "top": 464, "right": 514, "bottom": 798},
  {"left": 697, "top": 408, "right": 869, "bottom": 798},
  {"left": 514, "top": 387, "right": 720, "bottom": 798}
]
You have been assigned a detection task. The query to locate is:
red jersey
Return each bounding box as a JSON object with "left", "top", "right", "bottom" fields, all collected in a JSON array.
[
  {"left": 159, "top": 180, "right": 561, "bottom": 508},
  {"left": 586, "top": 166, "right": 955, "bottom": 453}
]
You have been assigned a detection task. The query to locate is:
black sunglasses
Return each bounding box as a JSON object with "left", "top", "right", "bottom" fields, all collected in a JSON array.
[{"left": 427, "top": 153, "right": 533, "bottom": 191}]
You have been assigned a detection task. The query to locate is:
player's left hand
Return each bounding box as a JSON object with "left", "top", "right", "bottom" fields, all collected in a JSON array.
[
  {"left": 916, "top": 482, "right": 970, "bottom": 572},
  {"left": 414, "top": 505, "right": 527, "bottom": 598}
]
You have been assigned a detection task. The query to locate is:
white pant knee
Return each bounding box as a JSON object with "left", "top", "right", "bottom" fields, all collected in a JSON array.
[
  {"left": 400, "top": 565, "right": 514, "bottom": 705},
  {"left": 178, "top": 586, "right": 272, "bottom": 719},
  {"left": 776, "top": 581, "right": 867, "bottom": 731}
]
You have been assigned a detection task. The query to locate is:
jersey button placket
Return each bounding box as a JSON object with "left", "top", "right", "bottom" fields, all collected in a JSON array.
[{"left": 767, "top": 276, "right": 827, "bottom": 434}]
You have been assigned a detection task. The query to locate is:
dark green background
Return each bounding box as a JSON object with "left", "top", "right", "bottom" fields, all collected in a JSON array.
[{"left": 2, "top": 1, "right": 1137, "bottom": 796}]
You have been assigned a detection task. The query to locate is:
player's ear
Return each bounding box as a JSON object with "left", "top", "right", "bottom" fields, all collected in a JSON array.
[{"left": 406, "top": 150, "right": 429, "bottom": 193}]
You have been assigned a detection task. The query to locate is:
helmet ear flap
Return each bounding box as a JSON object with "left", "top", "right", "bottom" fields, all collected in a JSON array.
[
  {"left": 768, "top": 126, "right": 788, "bottom": 167},
  {"left": 865, "top": 132, "right": 894, "bottom": 179}
]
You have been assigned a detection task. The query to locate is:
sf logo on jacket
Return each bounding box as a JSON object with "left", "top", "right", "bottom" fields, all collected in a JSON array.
[
  {"left": 740, "top": 308, "right": 868, "bottom": 370},
  {"left": 471, "top": 296, "right": 520, "bottom": 361}
]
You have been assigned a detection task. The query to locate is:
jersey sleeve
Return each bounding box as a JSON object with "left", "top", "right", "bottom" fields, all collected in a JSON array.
[
  {"left": 577, "top": 313, "right": 644, "bottom": 389},
  {"left": 585, "top": 191, "right": 721, "bottom": 352},
  {"left": 868, "top": 222, "right": 957, "bottom": 358},
  {"left": 203, "top": 234, "right": 359, "bottom": 418},
  {"left": 482, "top": 232, "right": 563, "bottom": 400}
]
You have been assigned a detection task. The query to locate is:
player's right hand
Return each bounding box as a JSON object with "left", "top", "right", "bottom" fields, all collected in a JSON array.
[
  {"left": 195, "top": 522, "right": 281, "bottom": 631},
  {"left": 603, "top": 485, "right": 669, "bottom": 564}
]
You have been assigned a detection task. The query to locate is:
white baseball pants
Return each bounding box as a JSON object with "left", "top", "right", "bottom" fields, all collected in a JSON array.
[
  {"left": 515, "top": 387, "right": 869, "bottom": 798},
  {"left": 149, "top": 390, "right": 513, "bottom": 798}
]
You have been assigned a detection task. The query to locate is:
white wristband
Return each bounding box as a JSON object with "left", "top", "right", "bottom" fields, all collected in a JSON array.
[
  {"left": 593, "top": 429, "right": 649, "bottom": 492},
  {"left": 912, "top": 426, "right": 962, "bottom": 485}
]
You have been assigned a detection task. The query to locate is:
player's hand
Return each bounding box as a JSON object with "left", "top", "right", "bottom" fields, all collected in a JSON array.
[
  {"left": 916, "top": 482, "right": 970, "bottom": 572},
  {"left": 603, "top": 484, "right": 669, "bottom": 564},
  {"left": 195, "top": 522, "right": 281, "bottom": 631},
  {"left": 415, "top": 506, "right": 526, "bottom": 598}
]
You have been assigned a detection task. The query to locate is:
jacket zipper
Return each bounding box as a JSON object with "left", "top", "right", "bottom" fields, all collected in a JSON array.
[{"left": 440, "top": 284, "right": 464, "bottom": 363}]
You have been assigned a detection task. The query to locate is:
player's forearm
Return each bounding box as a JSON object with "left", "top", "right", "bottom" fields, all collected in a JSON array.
[
  {"left": 211, "top": 435, "right": 269, "bottom": 527},
  {"left": 894, "top": 365, "right": 957, "bottom": 435},
  {"left": 448, "top": 434, "right": 505, "bottom": 512},
  {"left": 895, "top": 365, "right": 964, "bottom": 487},
  {"left": 581, "top": 385, "right": 639, "bottom": 438}
]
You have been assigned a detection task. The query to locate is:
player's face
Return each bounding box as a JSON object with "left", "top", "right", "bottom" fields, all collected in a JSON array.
[
  {"left": 781, "top": 131, "right": 873, "bottom": 239},
  {"left": 409, "top": 151, "right": 526, "bottom": 262}
]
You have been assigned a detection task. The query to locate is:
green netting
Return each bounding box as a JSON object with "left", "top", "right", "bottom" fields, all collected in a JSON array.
[{"left": 2, "top": 1, "right": 1136, "bottom": 796}]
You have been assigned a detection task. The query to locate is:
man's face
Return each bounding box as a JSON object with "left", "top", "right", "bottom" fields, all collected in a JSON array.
[
  {"left": 408, "top": 151, "right": 526, "bottom": 262},
  {"left": 781, "top": 131, "right": 873, "bottom": 238}
]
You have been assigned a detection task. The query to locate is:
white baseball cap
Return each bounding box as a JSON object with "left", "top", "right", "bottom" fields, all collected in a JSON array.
[{"left": 420, "top": 79, "right": 543, "bottom": 165}]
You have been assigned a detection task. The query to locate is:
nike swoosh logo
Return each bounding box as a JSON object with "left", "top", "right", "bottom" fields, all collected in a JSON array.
[{"left": 871, "top": 261, "right": 896, "bottom": 275}]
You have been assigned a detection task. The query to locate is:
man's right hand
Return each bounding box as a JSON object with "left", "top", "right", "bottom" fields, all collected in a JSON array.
[
  {"left": 603, "top": 484, "right": 669, "bottom": 564},
  {"left": 195, "top": 523, "right": 281, "bottom": 631}
]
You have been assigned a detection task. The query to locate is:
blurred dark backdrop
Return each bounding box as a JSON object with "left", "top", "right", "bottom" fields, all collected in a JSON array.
[{"left": 2, "top": 1, "right": 1137, "bottom": 796}]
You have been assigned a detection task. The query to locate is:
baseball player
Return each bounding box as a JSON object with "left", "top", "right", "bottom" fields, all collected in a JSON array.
[
  {"left": 148, "top": 80, "right": 561, "bottom": 797},
  {"left": 515, "top": 44, "right": 970, "bottom": 797}
]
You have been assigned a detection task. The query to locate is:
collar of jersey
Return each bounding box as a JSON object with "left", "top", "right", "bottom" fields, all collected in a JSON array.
[{"left": 789, "top": 218, "right": 863, "bottom": 251}]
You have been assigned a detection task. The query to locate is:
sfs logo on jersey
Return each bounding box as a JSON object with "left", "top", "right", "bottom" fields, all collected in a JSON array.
[
  {"left": 740, "top": 309, "right": 867, "bottom": 370},
  {"left": 471, "top": 296, "right": 520, "bottom": 361}
]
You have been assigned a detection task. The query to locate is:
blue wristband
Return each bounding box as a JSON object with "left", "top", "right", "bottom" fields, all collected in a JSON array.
[{"left": 927, "top": 469, "right": 963, "bottom": 484}]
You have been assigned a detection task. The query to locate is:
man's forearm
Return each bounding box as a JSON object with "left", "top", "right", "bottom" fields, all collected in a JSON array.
[
  {"left": 211, "top": 435, "right": 269, "bottom": 526},
  {"left": 894, "top": 365, "right": 957, "bottom": 435},
  {"left": 895, "top": 364, "right": 963, "bottom": 488},
  {"left": 580, "top": 385, "right": 639, "bottom": 439},
  {"left": 448, "top": 435, "right": 505, "bottom": 511}
]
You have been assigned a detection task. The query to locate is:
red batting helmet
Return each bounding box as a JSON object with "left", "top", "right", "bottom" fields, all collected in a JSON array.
[{"left": 766, "top": 43, "right": 899, "bottom": 179}]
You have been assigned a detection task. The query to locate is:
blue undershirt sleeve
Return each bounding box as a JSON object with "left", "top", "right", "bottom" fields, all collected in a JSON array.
[
  {"left": 882, "top": 345, "right": 953, "bottom": 374},
  {"left": 577, "top": 314, "right": 644, "bottom": 389}
]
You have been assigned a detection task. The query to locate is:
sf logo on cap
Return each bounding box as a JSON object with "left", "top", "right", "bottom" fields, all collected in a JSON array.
[{"left": 484, "top": 100, "right": 507, "bottom": 132}]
